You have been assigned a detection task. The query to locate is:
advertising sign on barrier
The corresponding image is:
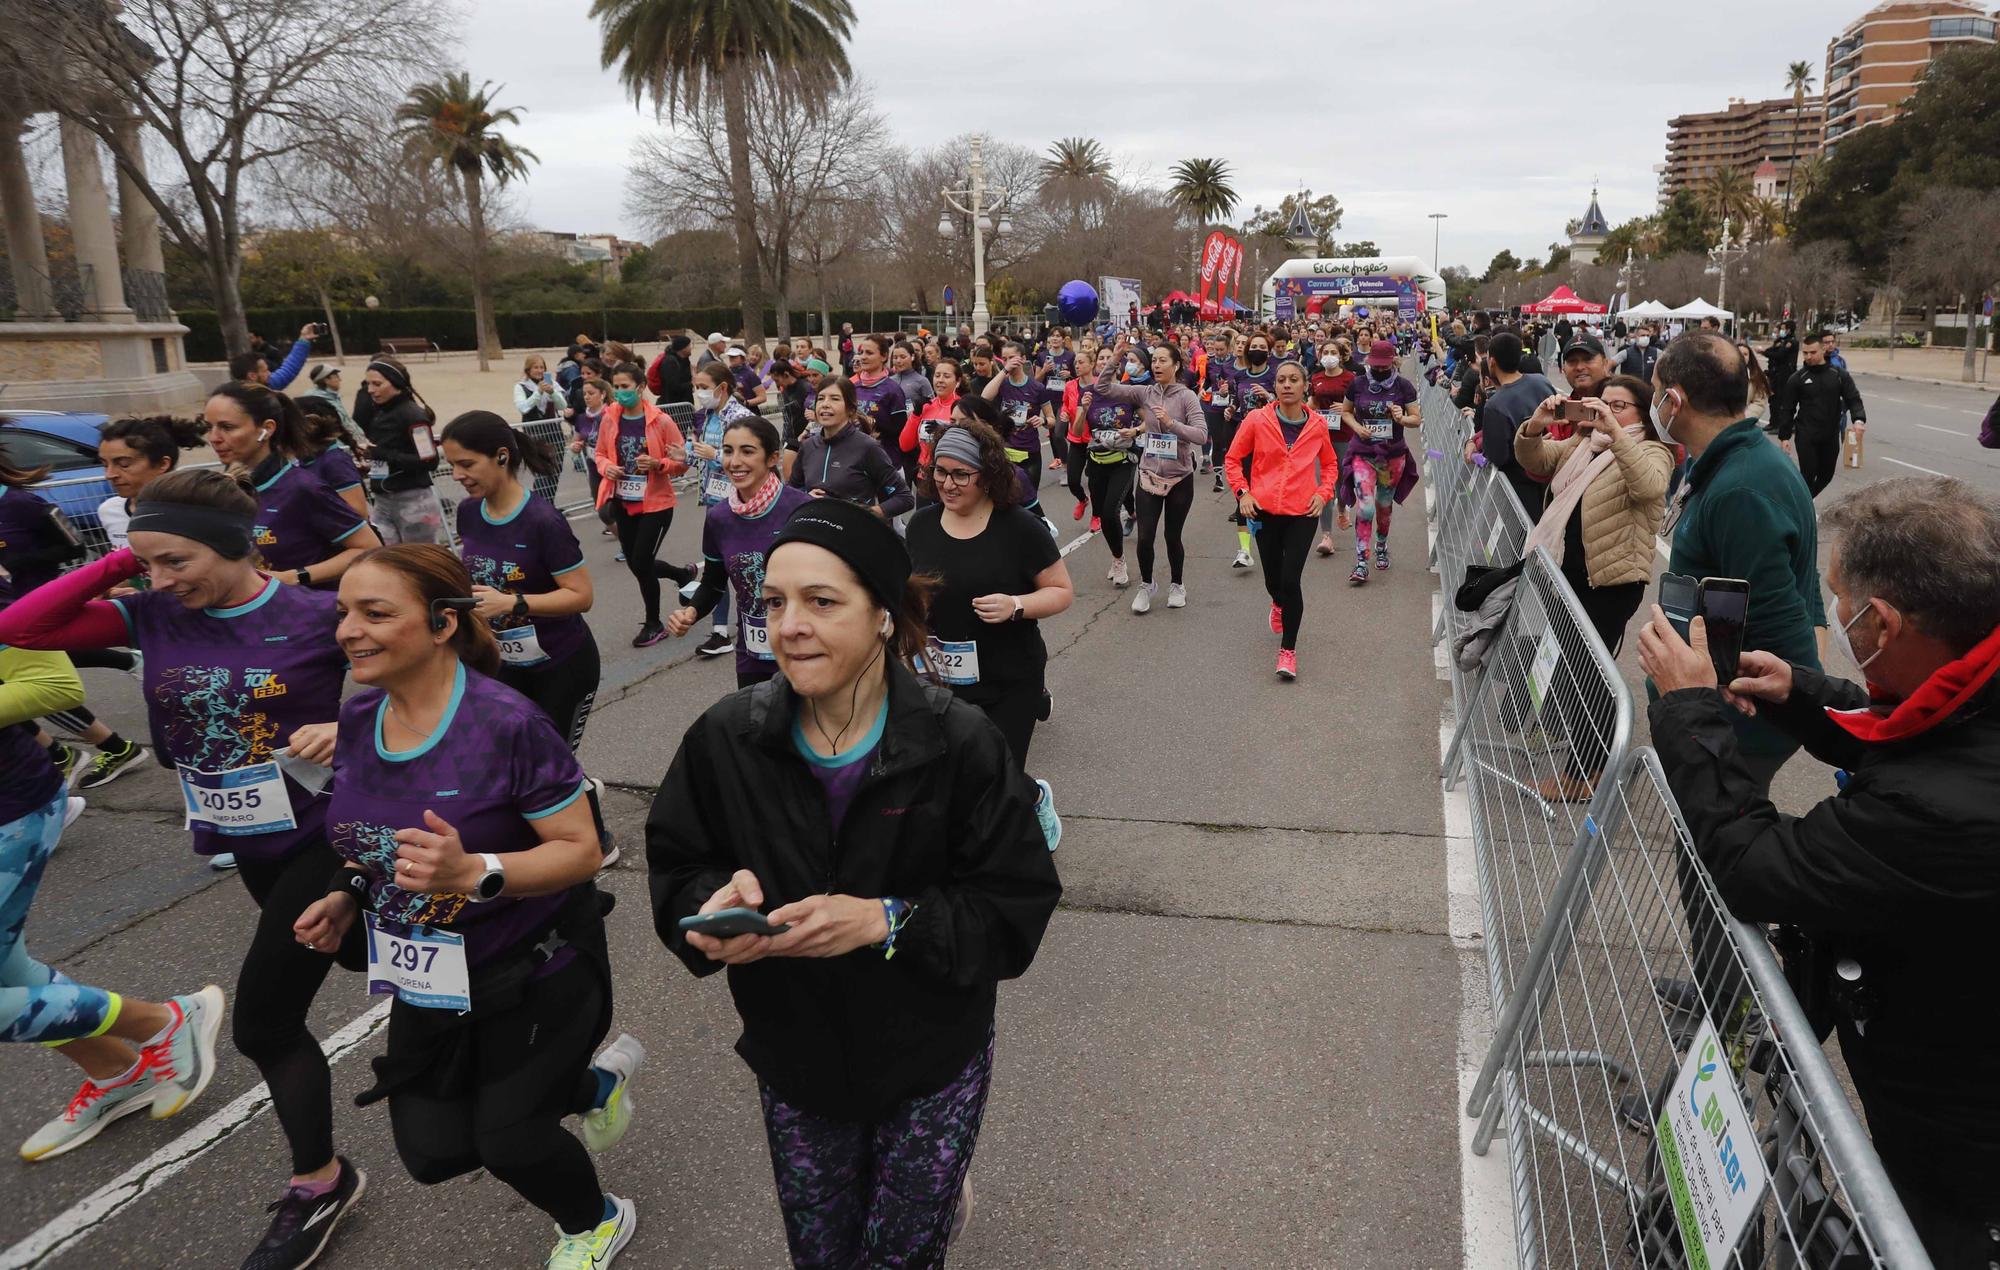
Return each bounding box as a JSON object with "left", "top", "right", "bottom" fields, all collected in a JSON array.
[
  {"left": 1658, "top": 1018, "right": 1770, "bottom": 1270},
  {"left": 1527, "top": 628, "right": 1560, "bottom": 709}
]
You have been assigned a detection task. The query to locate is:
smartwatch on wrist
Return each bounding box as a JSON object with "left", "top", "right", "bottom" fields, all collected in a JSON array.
[
  {"left": 1009, "top": 596, "right": 1024, "bottom": 621},
  {"left": 295, "top": 568, "right": 312, "bottom": 587},
  {"left": 511, "top": 593, "right": 531, "bottom": 621},
  {"left": 468, "top": 852, "right": 506, "bottom": 903}
]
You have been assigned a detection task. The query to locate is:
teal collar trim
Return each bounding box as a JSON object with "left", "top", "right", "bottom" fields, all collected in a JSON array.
[
  {"left": 205, "top": 575, "right": 280, "bottom": 619},
  {"left": 374, "top": 661, "right": 468, "bottom": 762}
]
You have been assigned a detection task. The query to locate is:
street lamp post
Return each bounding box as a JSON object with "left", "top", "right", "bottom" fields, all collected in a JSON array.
[
  {"left": 1429, "top": 212, "right": 1448, "bottom": 274},
  {"left": 939, "top": 134, "right": 1011, "bottom": 335},
  {"left": 1709, "top": 215, "right": 1745, "bottom": 335}
]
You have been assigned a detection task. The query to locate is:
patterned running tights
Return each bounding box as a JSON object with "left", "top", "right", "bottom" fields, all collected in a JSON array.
[{"left": 1, "top": 792, "right": 115, "bottom": 1044}]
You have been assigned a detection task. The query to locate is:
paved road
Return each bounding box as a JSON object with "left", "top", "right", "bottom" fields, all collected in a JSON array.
[
  {"left": 1, "top": 460, "right": 1477, "bottom": 1269},
  {"left": 1836, "top": 372, "right": 1998, "bottom": 496}
]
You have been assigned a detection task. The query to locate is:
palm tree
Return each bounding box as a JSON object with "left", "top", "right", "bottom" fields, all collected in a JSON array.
[
  {"left": 1039, "top": 137, "right": 1114, "bottom": 225},
  {"left": 1748, "top": 196, "right": 1785, "bottom": 244},
  {"left": 1783, "top": 60, "right": 1816, "bottom": 224},
  {"left": 1696, "top": 167, "right": 1754, "bottom": 239},
  {"left": 592, "top": 0, "right": 856, "bottom": 345},
  {"left": 395, "top": 73, "right": 537, "bottom": 371},
  {"left": 1167, "top": 157, "right": 1238, "bottom": 277},
  {"left": 1791, "top": 152, "right": 1830, "bottom": 202}
]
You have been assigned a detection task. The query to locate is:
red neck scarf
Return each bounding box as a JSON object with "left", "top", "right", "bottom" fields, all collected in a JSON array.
[{"left": 1826, "top": 622, "right": 2000, "bottom": 744}]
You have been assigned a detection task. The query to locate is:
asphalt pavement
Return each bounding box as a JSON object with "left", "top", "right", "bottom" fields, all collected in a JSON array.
[{"left": 0, "top": 457, "right": 1473, "bottom": 1270}]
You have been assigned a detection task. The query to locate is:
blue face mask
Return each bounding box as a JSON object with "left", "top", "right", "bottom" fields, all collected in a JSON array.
[{"left": 1126, "top": 362, "right": 1151, "bottom": 383}]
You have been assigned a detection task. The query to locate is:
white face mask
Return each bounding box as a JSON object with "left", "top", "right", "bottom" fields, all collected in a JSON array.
[
  {"left": 1828, "top": 595, "right": 1883, "bottom": 674},
  {"left": 693, "top": 388, "right": 716, "bottom": 410},
  {"left": 1651, "top": 388, "right": 1682, "bottom": 445},
  {"left": 1635, "top": 335, "right": 1650, "bottom": 348}
]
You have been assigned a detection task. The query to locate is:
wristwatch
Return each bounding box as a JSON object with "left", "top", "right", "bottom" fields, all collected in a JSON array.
[
  {"left": 511, "top": 592, "right": 531, "bottom": 621},
  {"left": 295, "top": 568, "right": 312, "bottom": 587},
  {"left": 467, "top": 852, "right": 506, "bottom": 903},
  {"left": 1009, "top": 596, "right": 1025, "bottom": 621}
]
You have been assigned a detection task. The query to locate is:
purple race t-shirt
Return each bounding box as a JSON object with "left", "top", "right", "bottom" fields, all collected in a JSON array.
[
  {"left": 1346, "top": 373, "right": 1419, "bottom": 459},
  {"left": 300, "top": 443, "right": 365, "bottom": 495},
  {"left": 455, "top": 494, "right": 589, "bottom": 668},
  {"left": 328, "top": 664, "right": 587, "bottom": 967},
  {"left": 250, "top": 461, "right": 368, "bottom": 575},
  {"left": 615, "top": 414, "right": 647, "bottom": 501},
  {"left": 112, "top": 579, "right": 347, "bottom": 861},
  {"left": 700, "top": 483, "right": 811, "bottom": 677},
  {"left": 792, "top": 697, "right": 885, "bottom": 836},
  {"left": 1037, "top": 348, "right": 1076, "bottom": 384},
  {"left": 852, "top": 375, "right": 909, "bottom": 441},
  {"left": 993, "top": 375, "right": 1055, "bottom": 454},
  {"left": 0, "top": 486, "right": 71, "bottom": 594}
]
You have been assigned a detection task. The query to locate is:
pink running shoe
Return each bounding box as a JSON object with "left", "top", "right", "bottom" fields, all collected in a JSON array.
[
  {"left": 1269, "top": 604, "right": 1283, "bottom": 634},
  {"left": 1276, "top": 649, "right": 1298, "bottom": 680}
]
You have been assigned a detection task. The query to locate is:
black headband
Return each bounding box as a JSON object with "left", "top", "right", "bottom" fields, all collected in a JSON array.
[
  {"left": 770, "top": 498, "right": 910, "bottom": 615},
  {"left": 366, "top": 360, "right": 410, "bottom": 392},
  {"left": 126, "top": 502, "right": 256, "bottom": 559}
]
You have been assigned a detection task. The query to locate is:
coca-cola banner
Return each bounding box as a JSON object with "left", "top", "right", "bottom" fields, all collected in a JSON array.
[
  {"left": 1197, "top": 231, "right": 1226, "bottom": 300},
  {"left": 1230, "top": 240, "right": 1245, "bottom": 301},
  {"left": 1216, "top": 238, "right": 1240, "bottom": 304}
]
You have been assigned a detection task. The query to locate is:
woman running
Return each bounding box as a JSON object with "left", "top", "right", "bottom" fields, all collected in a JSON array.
[
  {"left": 204, "top": 381, "right": 382, "bottom": 588},
  {"left": 899, "top": 354, "right": 963, "bottom": 503},
  {"left": 889, "top": 339, "right": 935, "bottom": 474},
  {"left": 1077, "top": 345, "right": 1146, "bottom": 588},
  {"left": 5, "top": 615, "right": 224, "bottom": 1164},
  {"left": 648, "top": 496, "right": 1061, "bottom": 1266},
  {"left": 594, "top": 361, "right": 695, "bottom": 648},
  {"left": 1093, "top": 334, "right": 1207, "bottom": 612},
  {"left": 571, "top": 378, "right": 617, "bottom": 541},
  {"left": 981, "top": 341, "right": 1058, "bottom": 492},
  {"left": 1064, "top": 346, "right": 1116, "bottom": 525},
  {"left": 848, "top": 334, "right": 910, "bottom": 448},
  {"left": 1338, "top": 339, "right": 1421, "bottom": 585},
  {"left": 356, "top": 356, "right": 447, "bottom": 546},
  {"left": 293, "top": 396, "right": 371, "bottom": 520},
  {"left": 98, "top": 413, "right": 206, "bottom": 551},
  {"left": 0, "top": 469, "right": 370, "bottom": 1270},
  {"left": 787, "top": 378, "right": 913, "bottom": 518},
  {"left": 1225, "top": 359, "right": 1338, "bottom": 680},
  {"left": 683, "top": 363, "right": 758, "bottom": 659},
  {"left": 1202, "top": 329, "right": 1238, "bottom": 485},
  {"left": 1311, "top": 337, "right": 1357, "bottom": 557},
  {"left": 667, "top": 415, "right": 811, "bottom": 688},
  {"left": 1223, "top": 331, "right": 1279, "bottom": 570},
  {"left": 290, "top": 545, "right": 639, "bottom": 1269}
]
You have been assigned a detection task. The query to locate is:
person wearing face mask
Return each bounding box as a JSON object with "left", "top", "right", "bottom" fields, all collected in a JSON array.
[
  {"left": 1636, "top": 475, "right": 2000, "bottom": 1268},
  {"left": 1648, "top": 331, "right": 1825, "bottom": 795},
  {"left": 594, "top": 362, "right": 696, "bottom": 648},
  {"left": 681, "top": 366, "right": 759, "bottom": 659},
  {"left": 1618, "top": 325, "right": 1660, "bottom": 381},
  {"left": 1338, "top": 340, "right": 1422, "bottom": 585},
  {"left": 1221, "top": 334, "right": 1278, "bottom": 570}
]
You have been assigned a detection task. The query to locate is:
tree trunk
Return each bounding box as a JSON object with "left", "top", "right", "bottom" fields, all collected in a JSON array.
[
  {"left": 464, "top": 170, "right": 495, "bottom": 371},
  {"left": 721, "top": 64, "right": 766, "bottom": 346},
  {"left": 1963, "top": 295, "right": 1979, "bottom": 383},
  {"left": 818, "top": 269, "right": 831, "bottom": 361},
  {"left": 317, "top": 284, "right": 346, "bottom": 362},
  {"left": 214, "top": 254, "right": 251, "bottom": 359}
]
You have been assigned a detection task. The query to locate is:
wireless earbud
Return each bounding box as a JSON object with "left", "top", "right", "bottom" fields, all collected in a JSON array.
[
  {"left": 258, "top": 429, "right": 271, "bottom": 443},
  {"left": 429, "top": 596, "right": 478, "bottom": 633},
  {"left": 879, "top": 613, "right": 894, "bottom": 640}
]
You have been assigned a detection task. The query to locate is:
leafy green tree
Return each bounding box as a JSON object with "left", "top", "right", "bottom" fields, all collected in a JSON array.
[
  {"left": 592, "top": 0, "right": 856, "bottom": 346},
  {"left": 1655, "top": 190, "right": 1716, "bottom": 256},
  {"left": 1242, "top": 190, "right": 1344, "bottom": 254},
  {"left": 239, "top": 229, "right": 382, "bottom": 358},
  {"left": 394, "top": 73, "right": 537, "bottom": 369},
  {"left": 1482, "top": 249, "right": 1520, "bottom": 282}
]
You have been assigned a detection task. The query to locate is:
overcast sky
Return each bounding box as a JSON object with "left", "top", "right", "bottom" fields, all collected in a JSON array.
[{"left": 464, "top": 0, "right": 1840, "bottom": 278}]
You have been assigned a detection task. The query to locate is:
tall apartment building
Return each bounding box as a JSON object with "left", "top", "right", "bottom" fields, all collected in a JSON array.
[
  {"left": 1660, "top": 96, "right": 1824, "bottom": 207},
  {"left": 1823, "top": 1, "right": 1998, "bottom": 149}
]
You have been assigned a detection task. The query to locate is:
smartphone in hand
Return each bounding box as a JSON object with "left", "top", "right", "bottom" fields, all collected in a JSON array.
[
  {"left": 678, "top": 907, "right": 791, "bottom": 939},
  {"left": 1658, "top": 572, "right": 1698, "bottom": 642},
  {"left": 1559, "top": 399, "right": 1593, "bottom": 423},
  {"left": 1697, "top": 577, "right": 1749, "bottom": 681}
]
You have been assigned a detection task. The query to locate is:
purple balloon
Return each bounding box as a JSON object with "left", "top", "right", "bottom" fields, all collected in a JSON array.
[{"left": 1057, "top": 279, "right": 1099, "bottom": 326}]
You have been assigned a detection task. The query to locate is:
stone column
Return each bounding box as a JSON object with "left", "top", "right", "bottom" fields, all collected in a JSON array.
[
  {"left": 58, "top": 116, "right": 131, "bottom": 320},
  {"left": 0, "top": 114, "right": 56, "bottom": 320},
  {"left": 112, "top": 118, "right": 165, "bottom": 276}
]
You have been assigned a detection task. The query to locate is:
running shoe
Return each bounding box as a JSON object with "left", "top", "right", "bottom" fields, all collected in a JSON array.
[
  {"left": 632, "top": 621, "right": 666, "bottom": 648},
  {"left": 1231, "top": 547, "right": 1252, "bottom": 570},
  {"left": 546, "top": 1194, "right": 636, "bottom": 1270},
  {"left": 49, "top": 741, "right": 78, "bottom": 784},
  {"left": 1089, "top": 516, "right": 1101, "bottom": 533},
  {"left": 601, "top": 526, "right": 616, "bottom": 538},
  {"left": 1036, "top": 689, "right": 1052, "bottom": 722},
  {"left": 1269, "top": 603, "right": 1282, "bottom": 634},
  {"left": 210, "top": 853, "right": 239, "bottom": 871},
  {"left": 77, "top": 739, "right": 149, "bottom": 790},
  {"left": 1349, "top": 563, "right": 1369, "bottom": 586},
  {"left": 1131, "top": 582, "right": 1154, "bottom": 614},
  {"left": 20, "top": 1069, "right": 161, "bottom": 1161},
  {"left": 63, "top": 796, "right": 84, "bottom": 830},
  {"left": 242, "top": 1157, "right": 366, "bottom": 1270},
  {"left": 1120, "top": 511, "right": 1134, "bottom": 537},
  {"left": 142, "top": 984, "right": 225, "bottom": 1119},
  {"left": 1212, "top": 473, "right": 1224, "bottom": 493},
  {"left": 613, "top": 551, "right": 625, "bottom": 563},
  {"left": 1276, "top": 649, "right": 1298, "bottom": 681},
  {"left": 581, "top": 1034, "right": 645, "bottom": 1153},
  {"left": 695, "top": 629, "right": 734, "bottom": 658},
  {"left": 949, "top": 1174, "right": 974, "bottom": 1247},
  {"left": 1033, "top": 779, "right": 1061, "bottom": 852},
  {"left": 1376, "top": 542, "right": 1391, "bottom": 571},
  {"left": 1048, "top": 458, "right": 1064, "bottom": 471},
  {"left": 1108, "top": 559, "right": 1128, "bottom": 588},
  {"left": 1072, "top": 500, "right": 1086, "bottom": 522},
  {"left": 1315, "top": 533, "right": 1335, "bottom": 557},
  {"left": 1167, "top": 583, "right": 1187, "bottom": 609}
]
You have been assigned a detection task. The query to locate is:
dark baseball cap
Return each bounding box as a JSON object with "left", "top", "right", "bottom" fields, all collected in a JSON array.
[{"left": 1561, "top": 333, "right": 1607, "bottom": 360}]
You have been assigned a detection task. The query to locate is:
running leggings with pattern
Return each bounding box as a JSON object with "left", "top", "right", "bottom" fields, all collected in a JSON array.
[
  {"left": 1134, "top": 476, "right": 1194, "bottom": 586},
  {"left": 235, "top": 839, "right": 360, "bottom": 1175},
  {"left": 761, "top": 1029, "right": 993, "bottom": 1270},
  {"left": 612, "top": 504, "right": 692, "bottom": 624},
  {"left": 1085, "top": 459, "right": 1135, "bottom": 558},
  {"left": 1351, "top": 454, "right": 1408, "bottom": 550},
  {"left": 389, "top": 957, "right": 608, "bottom": 1235},
  {"left": 1, "top": 792, "right": 116, "bottom": 1043},
  {"left": 1253, "top": 513, "right": 1318, "bottom": 651}
]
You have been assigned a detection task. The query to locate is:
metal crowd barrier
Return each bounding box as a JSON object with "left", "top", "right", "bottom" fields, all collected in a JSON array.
[{"left": 1422, "top": 421, "right": 1933, "bottom": 1266}]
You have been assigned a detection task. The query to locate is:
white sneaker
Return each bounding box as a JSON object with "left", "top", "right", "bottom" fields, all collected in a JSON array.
[
  {"left": 1108, "top": 558, "right": 1129, "bottom": 588},
  {"left": 1131, "top": 582, "right": 1153, "bottom": 614},
  {"left": 1231, "top": 547, "right": 1253, "bottom": 570},
  {"left": 949, "top": 1173, "right": 974, "bottom": 1247},
  {"left": 580, "top": 1033, "right": 644, "bottom": 1153},
  {"left": 208, "top": 853, "right": 238, "bottom": 871},
  {"left": 62, "top": 796, "right": 84, "bottom": 830},
  {"left": 1167, "top": 583, "right": 1188, "bottom": 608}
]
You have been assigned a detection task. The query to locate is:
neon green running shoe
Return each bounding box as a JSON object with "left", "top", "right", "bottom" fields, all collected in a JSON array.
[
  {"left": 546, "top": 1194, "right": 636, "bottom": 1269},
  {"left": 580, "top": 1033, "right": 643, "bottom": 1153}
]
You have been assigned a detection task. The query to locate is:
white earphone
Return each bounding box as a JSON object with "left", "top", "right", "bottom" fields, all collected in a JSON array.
[
  {"left": 879, "top": 613, "right": 894, "bottom": 640},
  {"left": 258, "top": 429, "right": 271, "bottom": 443}
]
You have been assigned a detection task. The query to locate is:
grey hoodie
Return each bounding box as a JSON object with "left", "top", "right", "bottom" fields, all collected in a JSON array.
[{"left": 1090, "top": 367, "right": 1208, "bottom": 485}]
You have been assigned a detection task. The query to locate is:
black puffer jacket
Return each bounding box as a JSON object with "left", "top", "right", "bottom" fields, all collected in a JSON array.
[
  {"left": 647, "top": 663, "right": 1061, "bottom": 1121},
  {"left": 353, "top": 389, "right": 437, "bottom": 492},
  {"left": 1776, "top": 364, "right": 1865, "bottom": 441},
  {"left": 1650, "top": 657, "right": 2000, "bottom": 1222}
]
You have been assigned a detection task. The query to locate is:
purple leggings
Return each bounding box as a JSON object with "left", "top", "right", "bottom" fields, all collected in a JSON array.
[{"left": 760, "top": 1031, "right": 993, "bottom": 1269}]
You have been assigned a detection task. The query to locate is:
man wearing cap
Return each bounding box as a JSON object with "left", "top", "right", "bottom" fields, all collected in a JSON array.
[
  {"left": 697, "top": 332, "right": 727, "bottom": 371},
  {"left": 301, "top": 364, "right": 369, "bottom": 453},
  {"left": 1560, "top": 332, "right": 1614, "bottom": 401},
  {"left": 725, "top": 346, "right": 768, "bottom": 408}
]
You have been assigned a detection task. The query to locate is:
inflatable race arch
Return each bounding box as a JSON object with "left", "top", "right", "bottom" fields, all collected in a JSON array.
[{"left": 1258, "top": 256, "right": 1447, "bottom": 322}]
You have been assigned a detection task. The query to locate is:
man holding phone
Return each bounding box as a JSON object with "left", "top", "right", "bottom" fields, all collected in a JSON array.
[{"left": 1649, "top": 331, "right": 1824, "bottom": 793}]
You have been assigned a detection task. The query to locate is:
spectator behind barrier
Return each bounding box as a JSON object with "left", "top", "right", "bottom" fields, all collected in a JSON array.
[{"left": 1636, "top": 475, "right": 2000, "bottom": 1266}]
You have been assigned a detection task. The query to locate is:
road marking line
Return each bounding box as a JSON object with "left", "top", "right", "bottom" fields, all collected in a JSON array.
[
  {"left": 1, "top": 1000, "right": 393, "bottom": 1270},
  {"left": 1912, "top": 424, "right": 1961, "bottom": 436},
  {"left": 1058, "top": 524, "right": 1102, "bottom": 559},
  {"left": 1655, "top": 535, "right": 1670, "bottom": 562},
  {"left": 1880, "top": 456, "right": 1949, "bottom": 477}
]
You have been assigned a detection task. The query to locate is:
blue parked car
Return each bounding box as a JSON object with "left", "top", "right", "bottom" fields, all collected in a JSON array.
[{"left": 0, "top": 411, "right": 114, "bottom": 534}]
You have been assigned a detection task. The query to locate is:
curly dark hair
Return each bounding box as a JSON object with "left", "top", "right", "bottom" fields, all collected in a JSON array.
[{"left": 920, "top": 418, "right": 1021, "bottom": 510}]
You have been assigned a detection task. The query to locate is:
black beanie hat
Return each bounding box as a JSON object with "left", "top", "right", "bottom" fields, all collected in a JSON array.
[{"left": 770, "top": 497, "right": 909, "bottom": 614}]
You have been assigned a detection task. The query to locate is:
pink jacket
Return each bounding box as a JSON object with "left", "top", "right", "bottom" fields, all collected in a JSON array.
[
  {"left": 593, "top": 399, "right": 689, "bottom": 512},
  {"left": 1225, "top": 403, "right": 1338, "bottom": 516}
]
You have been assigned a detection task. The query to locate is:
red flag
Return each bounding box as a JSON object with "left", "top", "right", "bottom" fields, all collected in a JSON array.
[
  {"left": 1230, "top": 240, "right": 1245, "bottom": 301},
  {"left": 1216, "top": 238, "right": 1240, "bottom": 305},
  {"left": 1197, "top": 231, "right": 1226, "bottom": 301}
]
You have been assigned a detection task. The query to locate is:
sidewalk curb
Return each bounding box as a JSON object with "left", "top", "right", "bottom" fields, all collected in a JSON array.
[{"left": 1849, "top": 368, "right": 1995, "bottom": 392}]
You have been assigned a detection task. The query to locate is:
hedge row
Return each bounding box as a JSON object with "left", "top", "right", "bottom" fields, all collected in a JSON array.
[
  {"left": 177, "top": 306, "right": 889, "bottom": 363},
  {"left": 1925, "top": 323, "right": 2000, "bottom": 351}
]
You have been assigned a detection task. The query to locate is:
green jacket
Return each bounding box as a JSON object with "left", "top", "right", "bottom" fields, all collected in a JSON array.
[{"left": 1662, "top": 418, "right": 1826, "bottom": 754}]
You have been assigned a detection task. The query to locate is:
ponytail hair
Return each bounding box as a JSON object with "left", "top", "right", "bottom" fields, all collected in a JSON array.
[
  {"left": 206, "top": 382, "right": 309, "bottom": 457},
  {"left": 354, "top": 544, "right": 501, "bottom": 676},
  {"left": 439, "top": 409, "right": 558, "bottom": 478},
  {"left": 101, "top": 414, "right": 206, "bottom": 469}
]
